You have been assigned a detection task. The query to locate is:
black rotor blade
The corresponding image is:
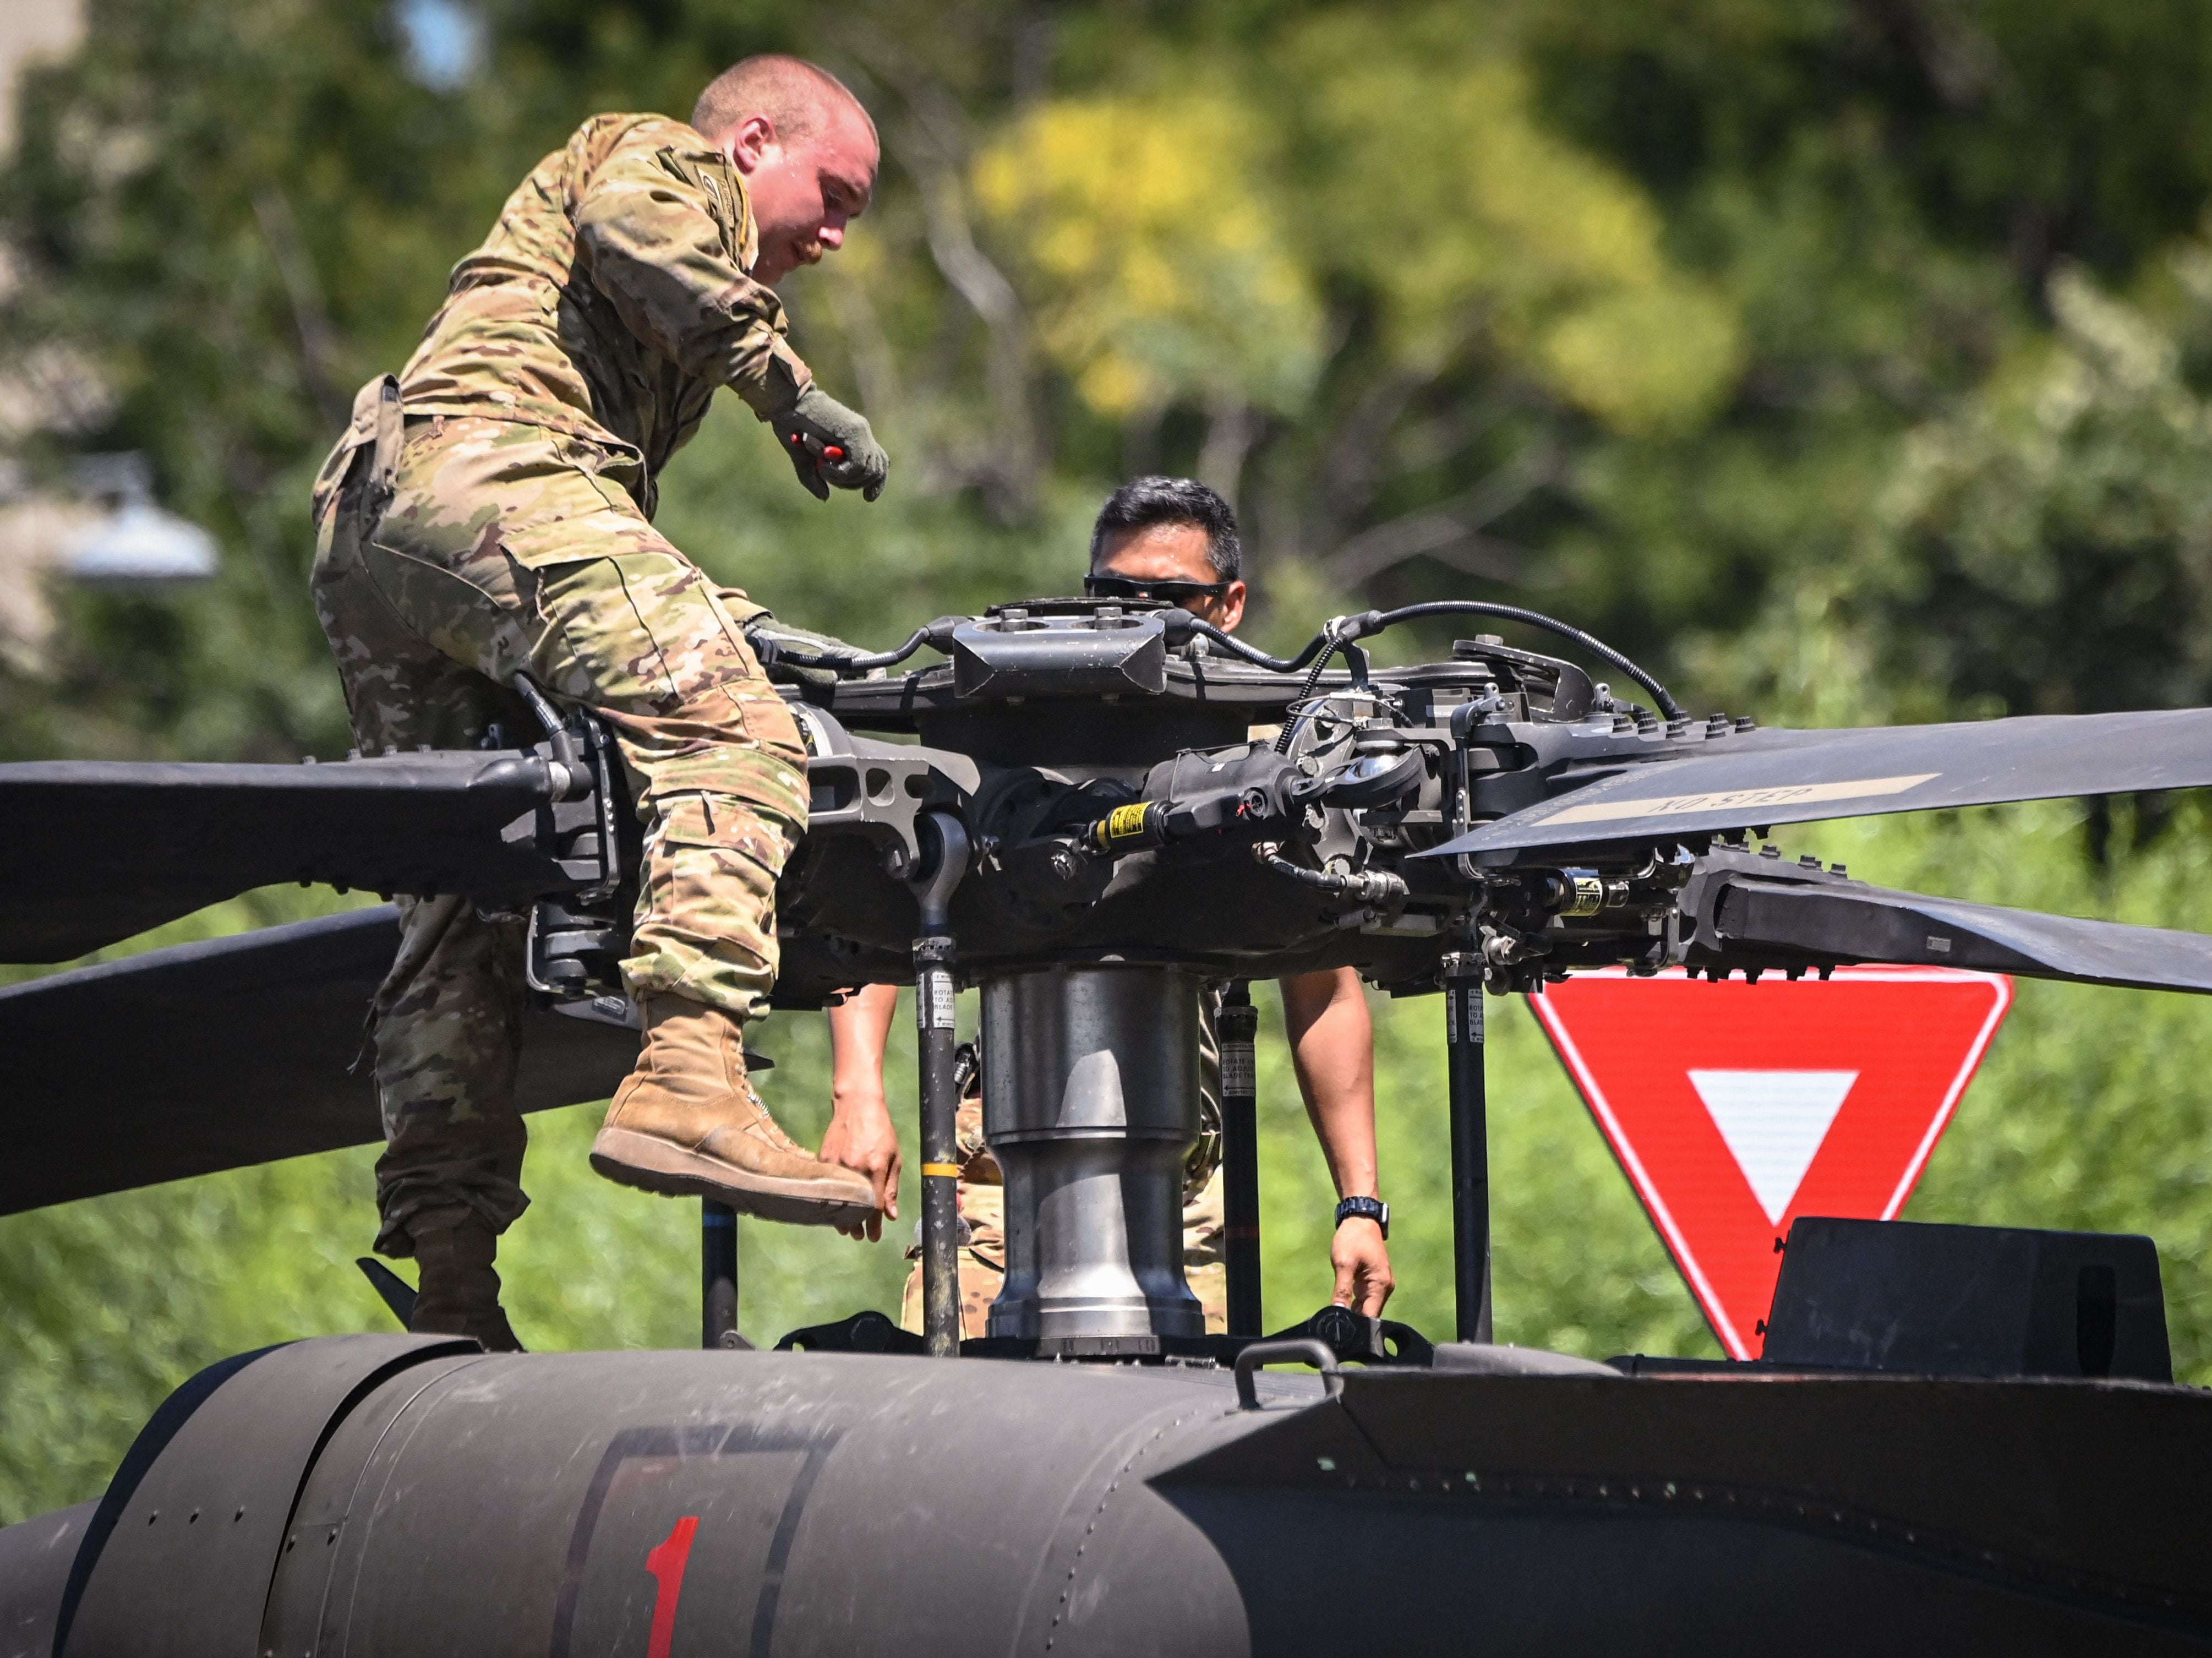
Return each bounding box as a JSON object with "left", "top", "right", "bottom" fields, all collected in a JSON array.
[
  {"left": 356, "top": 1258, "right": 419, "bottom": 1329},
  {"left": 0, "top": 752, "right": 566, "bottom": 962},
  {"left": 1678, "top": 849, "right": 2212, "bottom": 994},
  {"left": 0, "top": 906, "right": 638, "bottom": 1215},
  {"left": 1435, "top": 708, "right": 2212, "bottom": 861}
]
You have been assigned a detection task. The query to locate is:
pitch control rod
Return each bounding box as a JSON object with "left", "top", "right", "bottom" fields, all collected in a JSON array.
[
  {"left": 702, "top": 1199, "right": 741, "bottom": 1349},
  {"left": 1443, "top": 936, "right": 1494, "bottom": 1341},
  {"left": 907, "top": 812, "right": 973, "bottom": 1357},
  {"left": 1220, "top": 981, "right": 1264, "bottom": 1335}
]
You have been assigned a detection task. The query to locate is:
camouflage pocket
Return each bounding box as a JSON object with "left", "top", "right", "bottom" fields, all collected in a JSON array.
[
  {"left": 551, "top": 430, "right": 649, "bottom": 515},
  {"left": 311, "top": 376, "right": 394, "bottom": 527},
  {"left": 501, "top": 555, "right": 806, "bottom": 823},
  {"left": 310, "top": 435, "right": 365, "bottom": 532},
  {"left": 359, "top": 537, "right": 534, "bottom": 681},
  {"left": 521, "top": 550, "right": 757, "bottom": 713},
  {"left": 626, "top": 790, "right": 797, "bottom": 1012},
  {"left": 654, "top": 791, "right": 796, "bottom": 871}
]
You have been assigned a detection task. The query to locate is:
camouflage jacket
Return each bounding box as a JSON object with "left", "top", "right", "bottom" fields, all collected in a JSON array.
[{"left": 395, "top": 112, "right": 813, "bottom": 514}]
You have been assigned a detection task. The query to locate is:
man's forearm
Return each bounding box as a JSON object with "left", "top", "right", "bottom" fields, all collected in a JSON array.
[
  {"left": 1282, "top": 967, "right": 1393, "bottom": 1314},
  {"left": 821, "top": 982, "right": 904, "bottom": 1232},
  {"left": 827, "top": 982, "right": 900, "bottom": 1119},
  {"left": 1279, "top": 967, "right": 1378, "bottom": 1197}
]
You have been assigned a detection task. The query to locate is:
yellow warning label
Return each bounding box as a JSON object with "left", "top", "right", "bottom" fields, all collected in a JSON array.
[
  {"left": 1106, "top": 803, "right": 1152, "bottom": 841},
  {"left": 1561, "top": 875, "right": 1605, "bottom": 917}
]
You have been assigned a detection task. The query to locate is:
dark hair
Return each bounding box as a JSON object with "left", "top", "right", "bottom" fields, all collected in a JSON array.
[{"left": 1088, "top": 476, "right": 1241, "bottom": 582}]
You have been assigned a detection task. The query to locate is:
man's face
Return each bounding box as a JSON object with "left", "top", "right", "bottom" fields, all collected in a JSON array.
[
  {"left": 1094, "top": 521, "right": 1247, "bottom": 631},
  {"left": 723, "top": 106, "right": 879, "bottom": 287}
]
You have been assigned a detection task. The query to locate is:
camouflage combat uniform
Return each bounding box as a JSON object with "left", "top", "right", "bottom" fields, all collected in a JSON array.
[
  {"left": 899, "top": 990, "right": 1227, "bottom": 1337},
  {"left": 310, "top": 113, "right": 817, "bottom": 1255}
]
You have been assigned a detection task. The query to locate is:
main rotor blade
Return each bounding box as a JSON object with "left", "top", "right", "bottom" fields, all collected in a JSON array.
[
  {"left": 1435, "top": 708, "right": 2212, "bottom": 861},
  {"left": 0, "top": 752, "right": 566, "bottom": 961},
  {"left": 0, "top": 907, "right": 637, "bottom": 1215},
  {"left": 1678, "top": 850, "right": 2212, "bottom": 994}
]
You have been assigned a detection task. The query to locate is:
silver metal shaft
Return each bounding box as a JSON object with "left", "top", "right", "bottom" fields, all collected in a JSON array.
[{"left": 981, "top": 964, "right": 1205, "bottom": 1346}]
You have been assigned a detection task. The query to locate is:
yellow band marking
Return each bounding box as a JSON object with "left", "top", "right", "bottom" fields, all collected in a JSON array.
[{"left": 1536, "top": 773, "right": 1939, "bottom": 827}]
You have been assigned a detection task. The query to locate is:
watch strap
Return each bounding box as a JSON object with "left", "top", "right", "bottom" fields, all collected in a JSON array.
[{"left": 1334, "top": 1195, "right": 1389, "bottom": 1239}]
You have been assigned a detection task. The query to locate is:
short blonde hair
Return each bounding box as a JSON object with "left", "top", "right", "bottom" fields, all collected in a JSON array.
[{"left": 691, "top": 54, "right": 873, "bottom": 145}]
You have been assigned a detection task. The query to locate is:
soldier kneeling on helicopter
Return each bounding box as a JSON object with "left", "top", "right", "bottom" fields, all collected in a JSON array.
[
  {"left": 312, "top": 56, "right": 891, "bottom": 1348},
  {"left": 819, "top": 477, "right": 1396, "bottom": 1334}
]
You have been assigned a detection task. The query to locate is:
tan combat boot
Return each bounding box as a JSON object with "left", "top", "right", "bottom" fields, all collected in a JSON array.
[
  {"left": 591, "top": 995, "right": 876, "bottom": 1226},
  {"left": 409, "top": 1217, "right": 523, "bottom": 1352}
]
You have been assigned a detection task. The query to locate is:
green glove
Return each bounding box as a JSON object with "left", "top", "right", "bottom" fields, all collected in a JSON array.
[
  {"left": 744, "top": 614, "right": 860, "bottom": 697},
  {"left": 771, "top": 387, "right": 889, "bottom": 503}
]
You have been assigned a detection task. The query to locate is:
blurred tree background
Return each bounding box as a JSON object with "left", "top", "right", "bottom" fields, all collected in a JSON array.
[{"left": 9, "top": 0, "right": 2212, "bottom": 1519}]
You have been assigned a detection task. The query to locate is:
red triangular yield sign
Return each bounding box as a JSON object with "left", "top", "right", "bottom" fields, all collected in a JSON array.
[{"left": 1527, "top": 967, "right": 2012, "bottom": 1359}]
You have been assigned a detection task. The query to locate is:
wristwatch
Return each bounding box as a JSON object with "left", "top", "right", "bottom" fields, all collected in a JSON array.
[{"left": 1334, "top": 1195, "right": 1389, "bottom": 1239}]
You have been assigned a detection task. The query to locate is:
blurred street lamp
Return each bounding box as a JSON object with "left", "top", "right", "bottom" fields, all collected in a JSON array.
[
  {"left": 396, "top": 0, "right": 484, "bottom": 90},
  {"left": 63, "top": 453, "right": 218, "bottom": 588}
]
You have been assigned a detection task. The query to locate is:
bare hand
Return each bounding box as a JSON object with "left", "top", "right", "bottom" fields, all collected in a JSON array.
[
  {"left": 819, "top": 1093, "right": 902, "bottom": 1242},
  {"left": 1330, "top": 1218, "right": 1394, "bottom": 1316}
]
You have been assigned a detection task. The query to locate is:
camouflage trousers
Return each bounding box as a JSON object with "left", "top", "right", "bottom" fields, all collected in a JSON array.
[{"left": 310, "top": 384, "right": 809, "bottom": 1255}]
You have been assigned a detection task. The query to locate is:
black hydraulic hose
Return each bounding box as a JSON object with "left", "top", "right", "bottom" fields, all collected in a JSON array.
[
  {"left": 1182, "top": 619, "right": 1334, "bottom": 674},
  {"left": 767, "top": 623, "right": 941, "bottom": 675},
  {"left": 837, "top": 625, "right": 939, "bottom": 672},
  {"left": 1190, "top": 602, "right": 1681, "bottom": 721},
  {"left": 1259, "top": 852, "right": 1407, "bottom": 906},
  {"left": 1262, "top": 851, "right": 1346, "bottom": 891},
  {"left": 509, "top": 671, "right": 579, "bottom": 771},
  {"left": 1272, "top": 646, "right": 1342, "bottom": 754},
  {"left": 1365, "top": 601, "right": 1682, "bottom": 718},
  {"left": 509, "top": 670, "right": 594, "bottom": 801}
]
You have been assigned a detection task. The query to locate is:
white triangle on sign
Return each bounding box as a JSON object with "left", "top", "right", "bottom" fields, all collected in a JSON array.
[{"left": 1687, "top": 1070, "right": 1858, "bottom": 1226}]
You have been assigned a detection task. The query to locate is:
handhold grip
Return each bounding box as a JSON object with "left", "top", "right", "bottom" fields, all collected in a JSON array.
[{"left": 1235, "top": 1338, "right": 1342, "bottom": 1408}]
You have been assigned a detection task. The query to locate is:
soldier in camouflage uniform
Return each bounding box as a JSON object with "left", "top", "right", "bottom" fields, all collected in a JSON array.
[
  {"left": 824, "top": 479, "right": 1395, "bottom": 1339},
  {"left": 311, "top": 57, "right": 890, "bottom": 1348}
]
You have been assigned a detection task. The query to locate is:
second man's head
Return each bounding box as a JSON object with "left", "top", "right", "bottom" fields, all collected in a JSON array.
[{"left": 1086, "top": 477, "right": 1247, "bottom": 632}]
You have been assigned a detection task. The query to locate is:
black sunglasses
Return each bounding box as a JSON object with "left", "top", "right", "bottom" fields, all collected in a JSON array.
[{"left": 1084, "top": 574, "right": 1230, "bottom": 602}]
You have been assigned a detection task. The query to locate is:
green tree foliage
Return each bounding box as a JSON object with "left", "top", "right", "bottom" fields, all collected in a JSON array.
[
  {"left": 1856, "top": 253, "right": 2212, "bottom": 719},
  {"left": 7, "top": 0, "right": 2212, "bottom": 1523}
]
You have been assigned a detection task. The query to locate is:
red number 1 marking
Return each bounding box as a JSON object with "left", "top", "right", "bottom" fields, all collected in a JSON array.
[{"left": 644, "top": 1515, "right": 700, "bottom": 1658}]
